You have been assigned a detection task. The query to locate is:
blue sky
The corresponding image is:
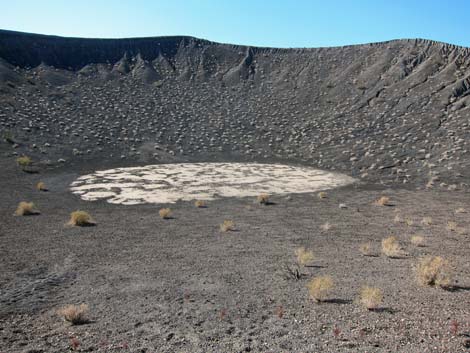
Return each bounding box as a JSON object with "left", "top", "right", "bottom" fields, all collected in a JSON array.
[{"left": 1, "top": 0, "right": 469, "bottom": 48}]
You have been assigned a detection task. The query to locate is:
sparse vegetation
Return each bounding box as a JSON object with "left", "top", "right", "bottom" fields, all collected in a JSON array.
[
  {"left": 381, "top": 236, "right": 403, "bottom": 258},
  {"left": 375, "top": 196, "right": 390, "bottom": 206},
  {"left": 307, "top": 275, "right": 334, "bottom": 302},
  {"left": 421, "top": 217, "right": 433, "bottom": 226},
  {"left": 159, "top": 208, "right": 172, "bottom": 219},
  {"left": 411, "top": 235, "right": 425, "bottom": 247},
  {"left": 394, "top": 214, "right": 402, "bottom": 223},
  {"left": 220, "top": 220, "right": 235, "bottom": 232},
  {"left": 295, "top": 247, "right": 314, "bottom": 266},
  {"left": 36, "top": 181, "right": 48, "bottom": 191},
  {"left": 68, "top": 211, "right": 94, "bottom": 226},
  {"left": 455, "top": 207, "right": 466, "bottom": 214},
  {"left": 359, "top": 286, "right": 383, "bottom": 310},
  {"left": 257, "top": 193, "right": 270, "bottom": 204},
  {"left": 194, "top": 200, "right": 206, "bottom": 208},
  {"left": 320, "top": 222, "right": 332, "bottom": 231},
  {"left": 16, "top": 155, "right": 32, "bottom": 168},
  {"left": 15, "top": 201, "right": 39, "bottom": 216},
  {"left": 318, "top": 191, "right": 327, "bottom": 199},
  {"left": 415, "top": 256, "right": 452, "bottom": 288},
  {"left": 446, "top": 221, "right": 458, "bottom": 232},
  {"left": 58, "top": 304, "right": 89, "bottom": 325},
  {"left": 405, "top": 218, "right": 414, "bottom": 227}
]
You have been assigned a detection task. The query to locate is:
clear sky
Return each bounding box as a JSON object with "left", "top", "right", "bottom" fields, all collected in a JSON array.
[{"left": 1, "top": 0, "right": 469, "bottom": 48}]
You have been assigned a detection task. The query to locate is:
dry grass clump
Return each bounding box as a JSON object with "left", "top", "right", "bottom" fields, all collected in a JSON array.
[
  {"left": 455, "top": 207, "right": 466, "bottom": 214},
  {"left": 16, "top": 155, "right": 32, "bottom": 167},
  {"left": 15, "top": 201, "right": 40, "bottom": 216},
  {"left": 295, "top": 247, "right": 314, "bottom": 266},
  {"left": 359, "top": 242, "right": 374, "bottom": 256},
  {"left": 411, "top": 235, "right": 425, "bottom": 247},
  {"left": 394, "top": 214, "right": 402, "bottom": 223},
  {"left": 220, "top": 220, "right": 235, "bottom": 232},
  {"left": 36, "top": 181, "right": 48, "bottom": 191},
  {"left": 359, "top": 286, "right": 383, "bottom": 310},
  {"left": 405, "top": 218, "right": 414, "bottom": 227},
  {"left": 320, "top": 222, "right": 332, "bottom": 231},
  {"left": 421, "top": 217, "right": 433, "bottom": 226},
  {"left": 446, "top": 221, "right": 458, "bottom": 232},
  {"left": 159, "top": 208, "right": 172, "bottom": 219},
  {"left": 58, "top": 304, "right": 89, "bottom": 325},
  {"left": 68, "top": 211, "right": 94, "bottom": 226},
  {"left": 381, "top": 236, "right": 403, "bottom": 258},
  {"left": 415, "top": 256, "right": 452, "bottom": 288},
  {"left": 375, "top": 196, "right": 390, "bottom": 206},
  {"left": 194, "top": 200, "right": 206, "bottom": 208},
  {"left": 257, "top": 193, "right": 270, "bottom": 205},
  {"left": 318, "top": 191, "right": 327, "bottom": 199},
  {"left": 307, "top": 275, "right": 334, "bottom": 302}
]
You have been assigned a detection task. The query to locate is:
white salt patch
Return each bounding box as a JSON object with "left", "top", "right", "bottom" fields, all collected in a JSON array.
[{"left": 70, "top": 163, "right": 354, "bottom": 205}]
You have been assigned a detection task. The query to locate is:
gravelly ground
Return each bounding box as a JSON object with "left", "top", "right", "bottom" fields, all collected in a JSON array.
[{"left": 1, "top": 161, "right": 469, "bottom": 353}]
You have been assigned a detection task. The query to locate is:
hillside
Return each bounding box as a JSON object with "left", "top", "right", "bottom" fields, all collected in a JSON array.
[{"left": 1, "top": 30, "right": 470, "bottom": 187}]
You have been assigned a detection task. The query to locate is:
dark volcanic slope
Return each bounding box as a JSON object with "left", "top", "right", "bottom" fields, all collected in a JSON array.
[{"left": 1, "top": 30, "right": 470, "bottom": 186}]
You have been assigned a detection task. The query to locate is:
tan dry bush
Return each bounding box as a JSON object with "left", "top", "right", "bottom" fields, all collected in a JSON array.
[
  {"left": 446, "top": 221, "right": 458, "bottom": 232},
  {"left": 415, "top": 256, "right": 452, "bottom": 288},
  {"left": 394, "top": 214, "right": 402, "bottom": 223},
  {"left": 194, "top": 200, "right": 206, "bottom": 208},
  {"left": 411, "top": 235, "right": 425, "bottom": 247},
  {"left": 405, "top": 218, "right": 414, "bottom": 227},
  {"left": 257, "top": 193, "right": 270, "bottom": 205},
  {"left": 318, "top": 191, "right": 327, "bottom": 199},
  {"left": 455, "top": 207, "right": 466, "bottom": 214},
  {"left": 360, "top": 242, "right": 374, "bottom": 256},
  {"left": 307, "top": 275, "right": 334, "bottom": 302},
  {"left": 15, "top": 201, "right": 39, "bottom": 216},
  {"left": 320, "top": 222, "right": 332, "bottom": 231},
  {"left": 375, "top": 196, "right": 390, "bottom": 206},
  {"left": 16, "top": 156, "right": 32, "bottom": 167},
  {"left": 359, "top": 286, "right": 383, "bottom": 310},
  {"left": 381, "top": 236, "right": 403, "bottom": 258},
  {"left": 36, "top": 181, "right": 48, "bottom": 191},
  {"left": 421, "top": 217, "right": 433, "bottom": 226},
  {"left": 220, "top": 220, "right": 235, "bottom": 232},
  {"left": 159, "top": 208, "right": 172, "bottom": 219},
  {"left": 68, "top": 211, "right": 94, "bottom": 226},
  {"left": 295, "top": 247, "right": 314, "bottom": 266},
  {"left": 58, "top": 304, "right": 89, "bottom": 325}
]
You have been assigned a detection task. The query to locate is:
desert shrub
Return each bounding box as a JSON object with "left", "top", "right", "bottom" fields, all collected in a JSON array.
[
  {"left": 421, "top": 217, "right": 433, "bottom": 226},
  {"left": 220, "top": 220, "right": 235, "bottom": 232},
  {"left": 68, "top": 211, "right": 94, "bottom": 226},
  {"left": 415, "top": 256, "right": 452, "bottom": 288},
  {"left": 194, "top": 200, "right": 206, "bottom": 208},
  {"left": 307, "top": 275, "right": 334, "bottom": 302},
  {"left": 411, "top": 235, "right": 425, "bottom": 247},
  {"left": 405, "top": 218, "right": 414, "bottom": 227},
  {"left": 295, "top": 247, "right": 314, "bottom": 266},
  {"left": 16, "top": 156, "right": 32, "bottom": 168},
  {"left": 455, "top": 207, "right": 466, "bottom": 214},
  {"left": 359, "top": 286, "right": 383, "bottom": 310},
  {"left": 360, "top": 242, "right": 374, "bottom": 256},
  {"left": 394, "top": 214, "right": 402, "bottom": 223},
  {"left": 375, "top": 196, "right": 390, "bottom": 206},
  {"left": 381, "top": 236, "right": 403, "bottom": 258},
  {"left": 15, "top": 201, "right": 39, "bottom": 216},
  {"left": 159, "top": 208, "right": 172, "bottom": 219},
  {"left": 257, "top": 193, "right": 270, "bottom": 205},
  {"left": 318, "top": 191, "right": 327, "bottom": 199},
  {"left": 320, "top": 222, "right": 332, "bottom": 231},
  {"left": 58, "top": 304, "right": 89, "bottom": 325},
  {"left": 36, "top": 181, "right": 48, "bottom": 191},
  {"left": 446, "top": 221, "right": 458, "bottom": 232}
]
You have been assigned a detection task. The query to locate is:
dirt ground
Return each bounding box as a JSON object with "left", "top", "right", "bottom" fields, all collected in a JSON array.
[{"left": 0, "top": 161, "right": 469, "bottom": 353}]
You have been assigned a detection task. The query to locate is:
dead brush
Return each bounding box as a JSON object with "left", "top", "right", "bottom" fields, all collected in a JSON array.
[
  {"left": 359, "top": 286, "right": 383, "bottom": 310},
  {"left": 318, "top": 191, "right": 327, "bottom": 199},
  {"left": 68, "top": 211, "right": 95, "bottom": 226},
  {"left": 194, "top": 200, "right": 206, "bottom": 208},
  {"left": 159, "top": 208, "right": 172, "bottom": 219},
  {"left": 320, "top": 222, "right": 332, "bottom": 231},
  {"left": 58, "top": 304, "right": 89, "bottom": 325},
  {"left": 381, "top": 236, "right": 404, "bottom": 258},
  {"left": 295, "top": 247, "right": 314, "bottom": 266},
  {"left": 421, "top": 217, "right": 433, "bottom": 226},
  {"left": 411, "top": 235, "right": 425, "bottom": 247},
  {"left": 257, "top": 193, "right": 270, "bottom": 205},
  {"left": 307, "top": 275, "right": 334, "bottom": 302},
  {"left": 415, "top": 256, "right": 452, "bottom": 288},
  {"left": 446, "top": 221, "right": 458, "bottom": 232},
  {"left": 15, "top": 201, "right": 40, "bottom": 216},
  {"left": 16, "top": 155, "right": 32, "bottom": 168},
  {"left": 359, "top": 242, "right": 375, "bottom": 256},
  {"left": 220, "top": 220, "right": 235, "bottom": 232},
  {"left": 36, "top": 181, "right": 48, "bottom": 191},
  {"left": 375, "top": 196, "right": 390, "bottom": 206}
]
